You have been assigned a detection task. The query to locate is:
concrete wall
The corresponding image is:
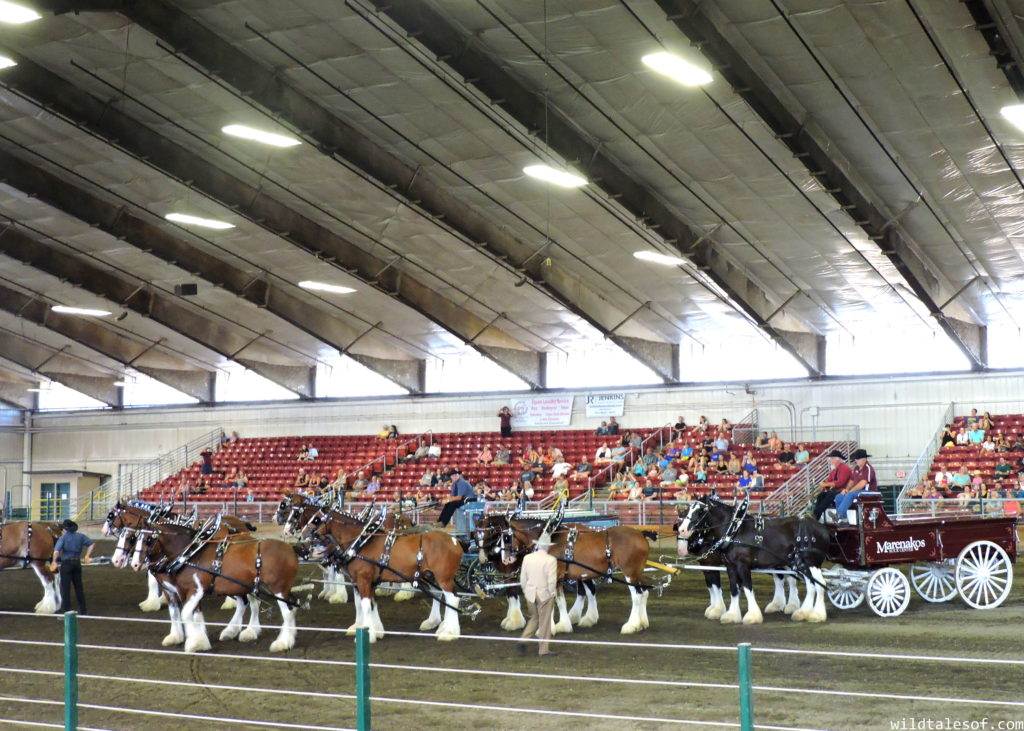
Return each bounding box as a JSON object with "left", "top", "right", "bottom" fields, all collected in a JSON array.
[{"left": 16, "top": 369, "right": 1024, "bottom": 507}]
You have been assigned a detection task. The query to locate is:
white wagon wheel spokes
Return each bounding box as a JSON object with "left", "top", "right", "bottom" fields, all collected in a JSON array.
[
  {"left": 865, "top": 568, "right": 911, "bottom": 617},
  {"left": 955, "top": 541, "right": 1013, "bottom": 610},
  {"left": 910, "top": 560, "right": 957, "bottom": 603},
  {"left": 826, "top": 585, "right": 864, "bottom": 610}
]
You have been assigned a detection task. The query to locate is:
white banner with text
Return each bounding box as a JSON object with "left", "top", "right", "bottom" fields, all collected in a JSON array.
[
  {"left": 510, "top": 395, "right": 574, "bottom": 427},
  {"left": 584, "top": 392, "right": 625, "bottom": 418}
]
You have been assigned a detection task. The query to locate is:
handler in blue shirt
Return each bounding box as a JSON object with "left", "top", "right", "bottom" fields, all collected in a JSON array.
[
  {"left": 50, "top": 520, "right": 94, "bottom": 614},
  {"left": 438, "top": 470, "right": 476, "bottom": 527}
]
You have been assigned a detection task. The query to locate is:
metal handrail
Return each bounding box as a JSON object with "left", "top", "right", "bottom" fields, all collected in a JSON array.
[
  {"left": 895, "top": 402, "right": 954, "bottom": 515},
  {"left": 760, "top": 438, "right": 857, "bottom": 517}
]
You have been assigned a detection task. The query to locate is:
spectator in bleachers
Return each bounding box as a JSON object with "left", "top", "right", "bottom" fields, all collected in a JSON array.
[
  {"left": 1011, "top": 434, "right": 1024, "bottom": 452},
  {"left": 660, "top": 462, "right": 679, "bottom": 487},
  {"left": 969, "top": 425, "right": 986, "bottom": 445},
  {"left": 767, "top": 432, "right": 783, "bottom": 452},
  {"left": 520, "top": 445, "right": 539, "bottom": 469},
  {"left": 751, "top": 471, "right": 765, "bottom": 490},
  {"left": 794, "top": 444, "right": 809, "bottom": 464},
  {"left": 742, "top": 451, "right": 758, "bottom": 474},
  {"left": 641, "top": 447, "right": 657, "bottom": 470},
  {"left": 934, "top": 469, "right": 951, "bottom": 490},
  {"left": 193, "top": 478, "right": 209, "bottom": 495},
  {"left": 607, "top": 417, "right": 620, "bottom": 435},
  {"left": 672, "top": 416, "right": 687, "bottom": 441},
  {"left": 778, "top": 444, "right": 795, "bottom": 465},
  {"left": 955, "top": 427, "right": 970, "bottom": 445},
  {"left": 476, "top": 479, "right": 499, "bottom": 502},
  {"left": 297, "top": 444, "right": 309, "bottom": 460},
  {"left": 738, "top": 469, "right": 753, "bottom": 490},
  {"left": 377, "top": 425, "right": 391, "bottom": 440},
  {"left": 574, "top": 458, "right": 592, "bottom": 477},
  {"left": 406, "top": 441, "right": 429, "bottom": 463},
  {"left": 994, "top": 431, "right": 1008, "bottom": 452},
  {"left": 306, "top": 444, "right": 319, "bottom": 461},
  {"left": 427, "top": 442, "right": 442, "bottom": 459},
  {"left": 595, "top": 421, "right": 609, "bottom": 435},
  {"left": 551, "top": 457, "right": 573, "bottom": 479},
  {"left": 625, "top": 480, "right": 644, "bottom": 501},
  {"left": 493, "top": 444, "right": 511, "bottom": 465},
  {"left": 980, "top": 412, "right": 994, "bottom": 431},
  {"left": 995, "top": 457, "right": 1013, "bottom": 479},
  {"left": 680, "top": 441, "right": 695, "bottom": 463},
  {"left": 365, "top": 476, "right": 381, "bottom": 497},
  {"left": 981, "top": 436, "right": 996, "bottom": 453},
  {"left": 627, "top": 432, "right": 643, "bottom": 449},
  {"left": 754, "top": 431, "right": 770, "bottom": 449},
  {"left": 294, "top": 469, "right": 310, "bottom": 490},
  {"left": 712, "top": 452, "right": 729, "bottom": 475},
  {"left": 594, "top": 443, "right": 613, "bottom": 464},
  {"left": 218, "top": 430, "right": 228, "bottom": 446},
  {"left": 352, "top": 471, "right": 369, "bottom": 491},
  {"left": 972, "top": 470, "right": 984, "bottom": 490},
  {"left": 234, "top": 470, "right": 249, "bottom": 489},
  {"left": 719, "top": 418, "right": 731, "bottom": 432},
  {"left": 498, "top": 406, "right": 513, "bottom": 438},
  {"left": 641, "top": 479, "right": 658, "bottom": 500},
  {"left": 727, "top": 454, "right": 742, "bottom": 476},
  {"left": 200, "top": 448, "right": 214, "bottom": 475},
  {"left": 941, "top": 425, "right": 956, "bottom": 447},
  {"left": 317, "top": 473, "right": 331, "bottom": 491},
  {"left": 223, "top": 466, "right": 238, "bottom": 487},
  {"left": 664, "top": 442, "right": 681, "bottom": 460},
  {"left": 420, "top": 469, "right": 438, "bottom": 487},
  {"left": 228, "top": 430, "right": 240, "bottom": 444},
  {"left": 610, "top": 443, "right": 628, "bottom": 463},
  {"left": 387, "top": 425, "right": 399, "bottom": 440},
  {"left": 696, "top": 415, "right": 709, "bottom": 433},
  {"left": 694, "top": 463, "right": 707, "bottom": 484},
  {"left": 476, "top": 444, "right": 493, "bottom": 465},
  {"left": 951, "top": 465, "right": 971, "bottom": 491},
  {"left": 714, "top": 432, "right": 730, "bottom": 453},
  {"left": 245, "top": 489, "right": 255, "bottom": 503},
  {"left": 966, "top": 408, "right": 980, "bottom": 429},
  {"left": 672, "top": 486, "right": 691, "bottom": 503}
]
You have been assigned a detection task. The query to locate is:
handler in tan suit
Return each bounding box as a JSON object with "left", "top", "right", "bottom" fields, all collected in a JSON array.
[{"left": 518, "top": 531, "right": 558, "bottom": 657}]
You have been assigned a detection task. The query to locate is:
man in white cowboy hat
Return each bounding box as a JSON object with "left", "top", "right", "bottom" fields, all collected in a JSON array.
[
  {"left": 518, "top": 531, "right": 558, "bottom": 657},
  {"left": 834, "top": 448, "right": 877, "bottom": 520}
]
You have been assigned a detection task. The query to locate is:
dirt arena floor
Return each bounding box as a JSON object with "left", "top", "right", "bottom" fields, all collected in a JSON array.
[{"left": 1, "top": 535, "right": 1023, "bottom": 731}]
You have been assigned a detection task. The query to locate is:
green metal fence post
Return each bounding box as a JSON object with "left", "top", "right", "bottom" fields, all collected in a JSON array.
[
  {"left": 737, "top": 642, "right": 753, "bottom": 731},
  {"left": 355, "top": 627, "right": 371, "bottom": 731},
  {"left": 64, "top": 611, "right": 79, "bottom": 731}
]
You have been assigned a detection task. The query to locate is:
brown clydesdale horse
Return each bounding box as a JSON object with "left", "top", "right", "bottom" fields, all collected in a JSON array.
[
  {"left": 130, "top": 521, "right": 301, "bottom": 653},
  {"left": 105, "top": 500, "right": 254, "bottom": 612},
  {"left": 494, "top": 516, "right": 654, "bottom": 634},
  {"left": 308, "top": 511, "right": 463, "bottom": 642},
  {"left": 0, "top": 521, "right": 64, "bottom": 613}
]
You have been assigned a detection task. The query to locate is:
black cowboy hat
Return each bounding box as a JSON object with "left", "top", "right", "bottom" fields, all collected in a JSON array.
[
  {"left": 61, "top": 519, "right": 78, "bottom": 532},
  {"left": 850, "top": 448, "right": 871, "bottom": 460},
  {"left": 827, "top": 450, "right": 846, "bottom": 460}
]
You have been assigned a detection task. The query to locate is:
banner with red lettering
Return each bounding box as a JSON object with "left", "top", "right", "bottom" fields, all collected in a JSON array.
[{"left": 510, "top": 395, "right": 574, "bottom": 427}]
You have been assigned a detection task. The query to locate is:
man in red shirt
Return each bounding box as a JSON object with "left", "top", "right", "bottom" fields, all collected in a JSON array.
[
  {"left": 835, "top": 449, "right": 877, "bottom": 519},
  {"left": 813, "top": 450, "right": 852, "bottom": 519}
]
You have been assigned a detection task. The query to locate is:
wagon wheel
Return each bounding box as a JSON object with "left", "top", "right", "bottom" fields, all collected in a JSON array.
[
  {"left": 955, "top": 541, "right": 1013, "bottom": 610},
  {"left": 909, "top": 560, "right": 957, "bottom": 603},
  {"left": 454, "top": 559, "right": 473, "bottom": 593},
  {"left": 826, "top": 584, "right": 864, "bottom": 610},
  {"left": 466, "top": 558, "right": 509, "bottom": 598},
  {"left": 865, "top": 568, "right": 911, "bottom": 617}
]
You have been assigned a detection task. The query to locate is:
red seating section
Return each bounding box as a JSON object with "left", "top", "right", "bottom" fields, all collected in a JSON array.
[{"left": 924, "top": 414, "right": 1024, "bottom": 492}]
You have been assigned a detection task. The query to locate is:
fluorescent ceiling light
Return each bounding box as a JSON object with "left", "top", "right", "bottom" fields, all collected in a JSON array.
[
  {"left": 113, "top": 381, "right": 129, "bottom": 387},
  {"left": 642, "top": 51, "right": 712, "bottom": 87},
  {"left": 0, "top": 56, "right": 16, "bottom": 70},
  {"left": 0, "top": 1, "right": 41, "bottom": 24},
  {"left": 298, "top": 280, "right": 356, "bottom": 295},
  {"left": 26, "top": 387, "right": 42, "bottom": 392},
  {"left": 1000, "top": 104, "right": 1024, "bottom": 132},
  {"left": 633, "top": 250, "right": 686, "bottom": 267},
  {"left": 523, "top": 164, "right": 587, "bottom": 188},
  {"left": 222, "top": 124, "right": 301, "bottom": 148},
  {"left": 165, "top": 212, "right": 235, "bottom": 230},
  {"left": 51, "top": 305, "right": 112, "bottom": 317}
]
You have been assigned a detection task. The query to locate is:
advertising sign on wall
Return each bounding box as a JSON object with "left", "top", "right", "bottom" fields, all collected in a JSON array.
[
  {"left": 584, "top": 392, "right": 625, "bottom": 418},
  {"left": 510, "top": 396, "right": 574, "bottom": 427}
]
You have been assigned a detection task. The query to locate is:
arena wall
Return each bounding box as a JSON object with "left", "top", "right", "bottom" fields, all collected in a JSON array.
[{"left": 11, "top": 369, "right": 1022, "bottom": 508}]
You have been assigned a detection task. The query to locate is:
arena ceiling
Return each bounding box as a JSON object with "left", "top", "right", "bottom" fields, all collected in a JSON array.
[{"left": 0, "top": 0, "right": 1022, "bottom": 407}]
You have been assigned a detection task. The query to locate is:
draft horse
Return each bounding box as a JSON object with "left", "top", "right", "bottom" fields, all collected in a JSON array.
[
  {"left": 677, "top": 495, "right": 830, "bottom": 624},
  {"left": 130, "top": 519, "right": 302, "bottom": 653},
  {"left": 308, "top": 510, "right": 464, "bottom": 642},
  {"left": 500, "top": 517, "right": 655, "bottom": 634},
  {"left": 0, "top": 521, "right": 64, "bottom": 613}
]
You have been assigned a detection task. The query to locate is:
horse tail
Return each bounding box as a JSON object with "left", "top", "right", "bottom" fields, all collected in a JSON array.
[{"left": 641, "top": 530, "right": 659, "bottom": 541}]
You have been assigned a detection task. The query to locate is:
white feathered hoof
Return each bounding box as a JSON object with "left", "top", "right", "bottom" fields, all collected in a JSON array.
[
  {"left": 620, "top": 621, "right": 640, "bottom": 634},
  {"left": 805, "top": 608, "right": 827, "bottom": 624},
  {"left": 763, "top": 600, "right": 784, "bottom": 615},
  {"left": 317, "top": 587, "right": 330, "bottom": 600},
  {"left": 790, "top": 609, "right": 807, "bottom": 622},
  {"left": 34, "top": 598, "right": 58, "bottom": 615},
  {"left": 238, "top": 628, "right": 260, "bottom": 643},
  {"left": 783, "top": 602, "right": 799, "bottom": 615},
  {"left": 436, "top": 630, "right": 459, "bottom": 642},
  {"left": 577, "top": 614, "right": 598, "bottom": 628},
  {"left": 219, "top": 626, "right": 241, "bottom": 642},
  {"left": 162, "top": 632, "right": 185, "bottom": 646},
  {"left": 139, "top": 597, "right": 162, "bottom": 612},
  {"left": 704, "top": 605, "right": 724, "bottom": 620},
  {"left": 419, "top": 618, "right": 441, "bottom": 632},
  {"left": 742, "top": 609, "right": 764, "bottom": 625},
  {"left": 346, "top": 623, "right": 362, "bottom": 636},
  {"left": 719, "top": 609, "right": 742, "bottom": 625},
  {"left": 269, "top": 636, "right": 295, "bottom": 652},
  {"left": 567, "top": 606, "right": 582, "bottom": 624},
  {"left": 504, "top": 613, "right": 526, "bottom": 631},
  {"left": 393, "top": 584, "right": 415, "bottom": 602},
  {"left": 554, "top": 618, "right": 573, "bottom": 634},
  {"left": 220, "top": 597, "right": 237, "bottom": 611},
  {"left": 328, "top": 591, "right": 348, "bottom": 605},
  {"left": 184, "top": 634, "right": 212, "bottom": 653}
]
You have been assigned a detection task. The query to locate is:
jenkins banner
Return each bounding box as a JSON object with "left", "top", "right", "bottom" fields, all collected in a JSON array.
[{"left": 585, "top": 392, "right": 625, "bottom": 418}]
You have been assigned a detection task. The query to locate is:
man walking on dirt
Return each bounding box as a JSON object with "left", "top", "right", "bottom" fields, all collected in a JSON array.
[
  {"left": 518, "top": 531, "right": 558, "bottom": 657},
  {"left": 51, "top": 519, "right": 94, "bottom": 615}
]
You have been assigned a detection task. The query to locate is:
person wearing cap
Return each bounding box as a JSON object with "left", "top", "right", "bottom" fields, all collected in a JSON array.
[
  {"left": 813, "top": 450, "right": 853, "bottom": 519},
  {"left": 518, "top": 532, "right": 558, "bottom": 657},
  {"left": 50, "top": 519, "right": 94, "bottom": 615},
  {"left": 438, "top": 469, "right": 476, "bottom": 527},
  {"left": 834, "top": 449, "right": 877, "bottom": 520}
]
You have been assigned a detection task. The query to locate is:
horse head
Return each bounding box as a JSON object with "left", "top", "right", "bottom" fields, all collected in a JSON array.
[{"left": 473, "top": 514, "right": 508, "bottom": 563}]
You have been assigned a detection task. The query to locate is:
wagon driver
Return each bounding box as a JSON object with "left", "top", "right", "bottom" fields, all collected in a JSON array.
[
  {"left": 813, "top": 450, "right": 852, "bottom": 520},
  {"left": 834, "top": 448, "right": 877, "bottom": 520},
  {"left": 518, "top": 531, "right": 558, "bottom": 657},
  {"left": 438, "top": 469, "right": 476, "bottom": 527},
  {"left": 50, "top": 519, "right": 94, "bottom": 615}
]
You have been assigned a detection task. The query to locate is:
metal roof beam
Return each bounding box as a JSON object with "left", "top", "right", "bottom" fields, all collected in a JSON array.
[
  {"left": 965, "top": 0, "right": 1024, "bottom": 97},
  {"left": 0, "top": 25, "right": 541, "bottom": 389},
  {"left": 0, "top": 153, "right": 314, "bottom": 397},
  {"left": 0, "top": 329, "right": 118, "bottom": 406},
  {"left": 0, "top": 367, "right": 37, "bottom": 410},
  {"left": 368, "top": 0, "right": 823, "bottom": 378},
  {"left": 0, "top": 230, "right": 216, "bottom": 401},
  {"left": 654, "top": 0, "right": 986, "bottom": 370}
]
